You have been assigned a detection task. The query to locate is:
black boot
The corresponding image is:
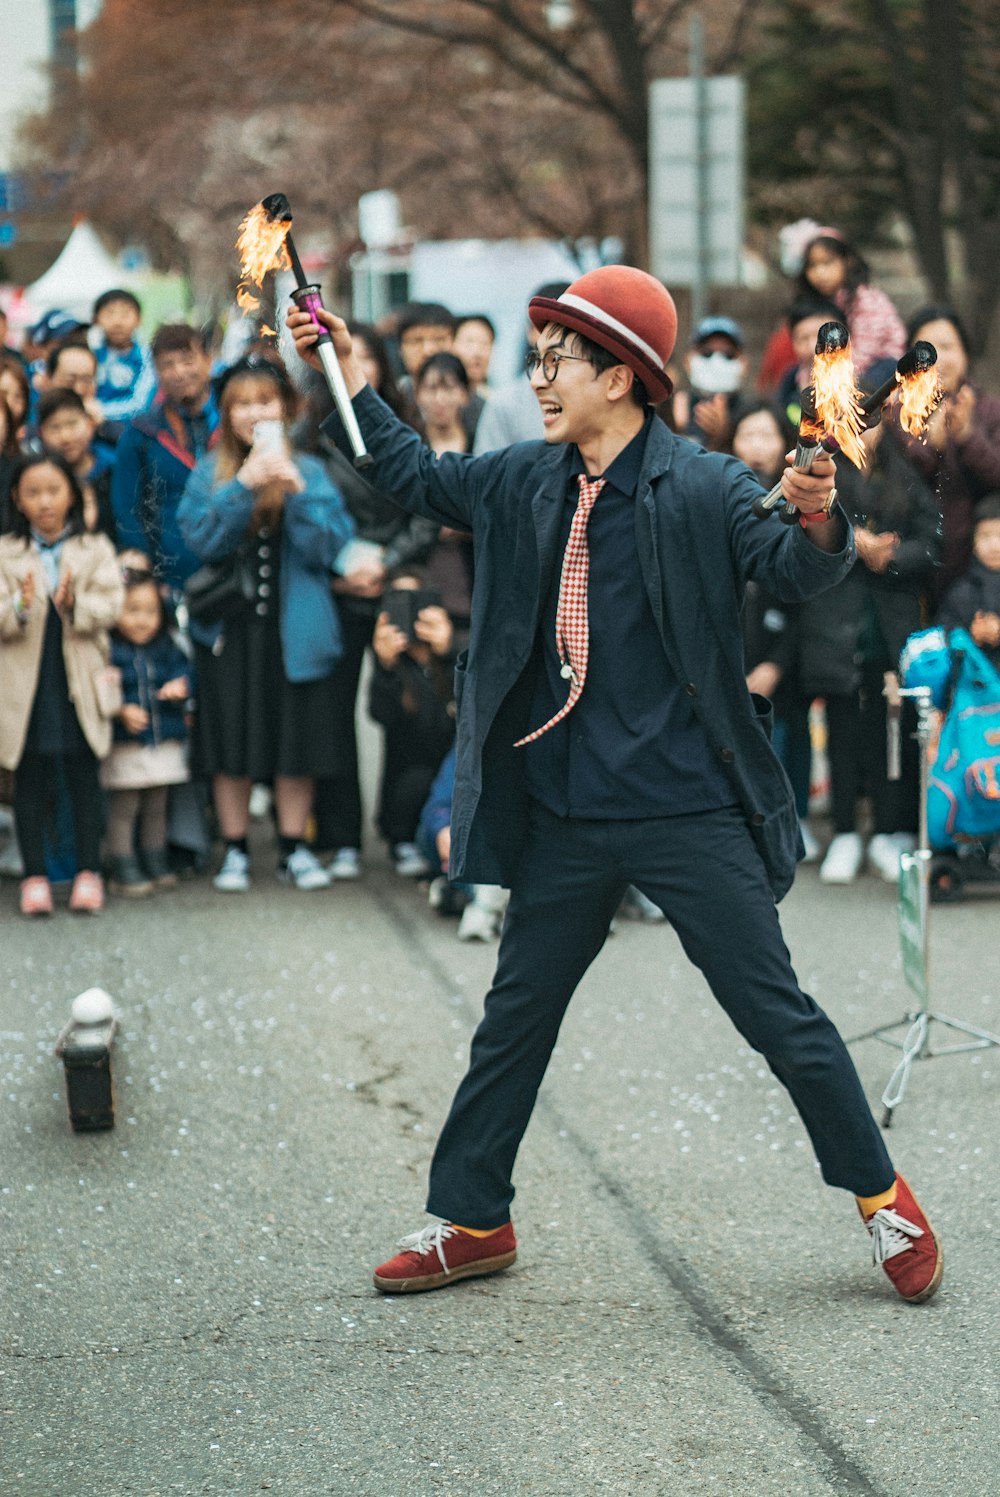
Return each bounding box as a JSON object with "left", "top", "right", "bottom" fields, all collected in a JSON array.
[{"left": 108, "top": 855, "right": 155, "bottom": 898}]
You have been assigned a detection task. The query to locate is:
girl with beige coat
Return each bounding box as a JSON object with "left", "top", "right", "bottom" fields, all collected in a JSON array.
[{"left": 0, "top": 452, "right": 123, "bottom": 915}]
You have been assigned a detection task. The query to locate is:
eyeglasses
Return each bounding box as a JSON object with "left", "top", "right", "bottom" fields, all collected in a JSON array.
[{"left": 524, "top": 349, "right": 592, "bottom": 382}]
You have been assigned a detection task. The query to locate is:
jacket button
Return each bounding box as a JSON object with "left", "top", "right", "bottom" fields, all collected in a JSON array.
[
  {"left": 685, "top": 682, "right": 698, "bottom": 697},
  {"left": 750, "top": 812, "right": 765, "bottom": 827},
  {"left": 719, "top": 747, "right": 734, "bottom": 764}
]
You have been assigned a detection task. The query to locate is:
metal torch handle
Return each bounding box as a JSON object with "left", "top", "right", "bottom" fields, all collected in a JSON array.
[
  {"left": 316, "top": 342, "right": 374, "bottom": 471},
  {"left": 752, "top": 441, "right": 819, "bottom": 517}
]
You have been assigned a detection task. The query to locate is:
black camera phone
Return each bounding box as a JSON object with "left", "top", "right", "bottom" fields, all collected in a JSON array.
[{"left": 382, "top": 586, "right": 443, "bottom": 641}]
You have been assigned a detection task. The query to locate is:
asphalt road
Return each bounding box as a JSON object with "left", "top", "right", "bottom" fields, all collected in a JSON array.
[{"left": 1, "top": 833, "right": 997, "bottom": 1497}]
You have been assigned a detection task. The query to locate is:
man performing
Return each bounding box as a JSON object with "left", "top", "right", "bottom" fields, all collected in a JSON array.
[{"left": 288, "top": 267, "right": 942, "bottom": 1305}]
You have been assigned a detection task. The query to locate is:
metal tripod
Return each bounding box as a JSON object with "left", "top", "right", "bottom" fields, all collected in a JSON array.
[{"left": 848, "top": 678, "right": 1000, "bottom": 1126}]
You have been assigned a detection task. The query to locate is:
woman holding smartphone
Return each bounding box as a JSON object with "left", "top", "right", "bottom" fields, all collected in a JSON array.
[{"left": 178, "top": 355, "right": 355, "bottom": 892}]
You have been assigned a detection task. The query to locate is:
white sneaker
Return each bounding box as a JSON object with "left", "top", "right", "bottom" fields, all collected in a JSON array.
[
  {"left": 392, "top": 842, "right": 433, "bottom": 878},
  {"left": 799, "top": 820, "right": 822, "bottom": 864},
  {"left": 867, "top": 832, "right": 917, "bottom": 883},
  {"left": 279, "top": 845, "right": 332, "bottom": 891},
  {"left": 328, "top": 847, "right": 362, "bottom": 880},
  {"left": 819, "top": 832, "right": 864, "bottom": 884},
  {"left": 213, "top": 846, "right": 251, "bottom": 892},
  {"left": 457, "top": 901, "right": 500, "bottom": 942}
]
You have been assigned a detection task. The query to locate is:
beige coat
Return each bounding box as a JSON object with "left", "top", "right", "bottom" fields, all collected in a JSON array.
[{"left": 0, "top": 532, "right": 124, "bottom": 769}]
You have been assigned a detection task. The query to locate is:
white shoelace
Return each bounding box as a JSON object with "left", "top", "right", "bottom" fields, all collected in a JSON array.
[
  {"left": 867, "top": 1207, "right": 924, "bottom": 1265},
  {"left": 396, "top": 1223, "right": 460, "bottom": 1274}
]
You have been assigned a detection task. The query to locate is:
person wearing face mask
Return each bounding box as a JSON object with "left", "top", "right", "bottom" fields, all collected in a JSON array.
[{"left": 671, "top": 317, "right": 748, "bottom": 451}]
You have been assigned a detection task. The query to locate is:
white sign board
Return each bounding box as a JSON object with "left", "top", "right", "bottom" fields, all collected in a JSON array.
[{"left": 649, "top": 76, "right": 745, "bottom": 287}]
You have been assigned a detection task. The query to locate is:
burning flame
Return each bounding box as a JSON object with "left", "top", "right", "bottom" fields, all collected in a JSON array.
[
  {"left": 896, "top": 366, "right": 943, "bottom": 437},
  {"left": 235, "top": 202, "right": 291, "bottom": 316},
  {"left": 812, "top": 344, "right": 867, "bottom": 469}
]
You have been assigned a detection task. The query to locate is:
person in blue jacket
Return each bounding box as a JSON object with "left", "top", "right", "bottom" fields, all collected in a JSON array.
[
  {"left": 177, "top": 355, "right": 355, "bottom": 893},
  {"left": 111, "top": 324, "right": 219, "bottom": 594},
  {"left": 289, "top": 267, "right": 943, "bottom": 1308}
]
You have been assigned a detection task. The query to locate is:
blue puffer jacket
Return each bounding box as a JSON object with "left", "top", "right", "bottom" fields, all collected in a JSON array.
[
  {"left": 110, "top": 633, "right": 191, "bottom": 746},
  {"left": 177, "top": 451, "right": 355, "bottom": 683}
]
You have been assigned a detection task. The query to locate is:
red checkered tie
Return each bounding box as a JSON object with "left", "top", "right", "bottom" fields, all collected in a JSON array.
[{"left": 515, "top": 474, "right": 606, "bottom": 746}]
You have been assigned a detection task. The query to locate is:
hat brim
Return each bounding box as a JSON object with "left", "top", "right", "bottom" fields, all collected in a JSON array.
[{"left": 528, "top": 296, "right": 673, "bottom": 403}]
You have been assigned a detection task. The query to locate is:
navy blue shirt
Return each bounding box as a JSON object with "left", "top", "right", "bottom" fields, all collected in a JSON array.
[{"left": 523, "top": 418, "right": 735, "bottom": 818}]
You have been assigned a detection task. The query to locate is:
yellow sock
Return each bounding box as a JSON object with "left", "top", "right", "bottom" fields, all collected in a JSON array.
[
  {"left": 450, "top": 1222, "right": 506, "bottom": 1238},
  {"left": 857, "top": 1180, "right": 898, "bottom": 1216}
]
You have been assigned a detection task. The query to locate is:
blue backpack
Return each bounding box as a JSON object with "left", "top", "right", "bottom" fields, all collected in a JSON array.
[{"left": 899, "top": 627, "right": 1000, "bottom": 849}]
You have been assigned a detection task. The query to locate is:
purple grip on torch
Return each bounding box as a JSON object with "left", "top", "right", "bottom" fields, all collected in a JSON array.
[{"left": 292, "top": 286, "right": 331, "bottom": 342}]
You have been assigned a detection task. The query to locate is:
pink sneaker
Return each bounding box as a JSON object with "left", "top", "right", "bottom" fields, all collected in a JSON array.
[
  {"left": 20, "top": 876, "right": 53, "bottom": 917},
  {"left": 68, "top": 870, "right": 104, "bottom": 914}
]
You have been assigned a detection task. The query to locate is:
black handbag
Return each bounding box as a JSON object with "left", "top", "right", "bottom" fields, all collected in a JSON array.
[{"left": 184, "top": 546, "right": 255, "bottom": 623}]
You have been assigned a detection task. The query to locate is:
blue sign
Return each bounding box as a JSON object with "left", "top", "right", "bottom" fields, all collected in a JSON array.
[{"left": 0, "top": 222, "right": 18, "bottom": 248}]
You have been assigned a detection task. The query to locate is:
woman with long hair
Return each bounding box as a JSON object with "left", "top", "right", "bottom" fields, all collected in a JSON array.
[{"left": 177, "top": 356, "right": 355, "bottom": 892}]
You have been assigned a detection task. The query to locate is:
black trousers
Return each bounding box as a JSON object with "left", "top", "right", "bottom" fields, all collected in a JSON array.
[
  {"left": 825, "top": 662, "right": 920, "bottom": 836},
  {"left": 426, "top": 801, "right": 895, "bottom": 1228},
  {"left": 15, "top": 750, "right": 104, "bottom": 878},
  {"left": 313, "top": 604, "right": 375, "bottom": 852}
]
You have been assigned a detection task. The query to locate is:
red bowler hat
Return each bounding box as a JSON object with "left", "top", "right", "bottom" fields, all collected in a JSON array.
[{"left": 528, "top": 266, "right": 677, "bottom": 403}]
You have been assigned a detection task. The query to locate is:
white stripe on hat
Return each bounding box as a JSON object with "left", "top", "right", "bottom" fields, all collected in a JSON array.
[{"left": 556, "top": 292, "right": 666, "bottom": 372}]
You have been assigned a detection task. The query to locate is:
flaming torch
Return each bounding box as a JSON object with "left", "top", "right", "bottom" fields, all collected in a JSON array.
[
  {"left": 752, "top": 322, "right": 865, "bottom": 521},
  {"left": 236, "top": 193, "right": 373, "bottom": 471}
]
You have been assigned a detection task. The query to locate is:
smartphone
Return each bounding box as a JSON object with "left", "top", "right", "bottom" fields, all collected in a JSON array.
[
  {"left": 382, "top": 586, "right": 443, "bottom": 641},
  {"left": 251, "top": 419, "right": 287, "bottom": 456}
]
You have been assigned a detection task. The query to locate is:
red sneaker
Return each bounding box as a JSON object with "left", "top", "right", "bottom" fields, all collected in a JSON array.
[
  {"left": 373, "top": 1221, "right": 517, "bottom": 1295},
  {"left": 68, "top": 870, "right": 104, "bottom": 914},
  {"left": 19, "top": 876, "right": 53, "bottom": 917},
  {"left": 860, "top": 1174, "right": 943, "bottom": 1303}
]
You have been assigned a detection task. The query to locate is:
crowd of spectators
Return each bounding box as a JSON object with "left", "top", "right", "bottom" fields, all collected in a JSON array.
[{"left": 2, "top": 224, "right": 999, "bottom": 927}]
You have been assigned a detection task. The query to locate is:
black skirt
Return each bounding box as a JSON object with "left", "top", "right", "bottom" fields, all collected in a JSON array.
[
  {"left": 192, "top": 613, "right": 342, "bottom": 780},
  {"left": 191, "top": 525, "right": 344, "bottom": 781}
]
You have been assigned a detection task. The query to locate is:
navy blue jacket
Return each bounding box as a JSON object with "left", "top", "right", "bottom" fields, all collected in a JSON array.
[
  {"left": 324, "top": 387, "right": 855, "bottom": 899},
  {"left": 110, "top": 633, "right": 190, "bottom": 746}
]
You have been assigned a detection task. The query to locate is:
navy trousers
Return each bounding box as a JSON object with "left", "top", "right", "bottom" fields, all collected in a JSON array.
[{"left": 426, "top": 801, "right": 895, "bottom": 1228}]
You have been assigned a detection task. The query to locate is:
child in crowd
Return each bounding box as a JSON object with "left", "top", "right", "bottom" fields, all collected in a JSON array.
[
  {"left": 0, "top": 452, "right": 123, "bottom": 915},
  {"left": 36, "top": 389, "right": 117, "bottom": 541},
  {"left": 797, "top": 229, "right": 906, "bottom": 380},
  {"left": 417, "top": 743, "right": 508, "bottom": 940},
  {"left": 177, "top": 355, "right": 355, "bottom": 893},
  {"left": 938, "top": 495, "right": 1000, "bottom": 669},
  {"left": 728, "top": 400, "right": 818, "bottom": 859},
  {"left": 774, "top": 295, "right": 843, "bottom": 428},
  {"left": 301, "top": 319, "right": 437, "bottom": 878},
  {"left": 89, "top": 289, "right": 156, "bottom": 434},
  {"left": 102, "top": 573, "right": 191, "bottom": 896},
  {"left": 369, "top": 574, "right": 457, "bottom": 876}
]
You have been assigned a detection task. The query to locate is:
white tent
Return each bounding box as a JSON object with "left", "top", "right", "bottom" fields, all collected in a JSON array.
[{"left": 24, "top": 221, "right": 134, "bottom": 323}]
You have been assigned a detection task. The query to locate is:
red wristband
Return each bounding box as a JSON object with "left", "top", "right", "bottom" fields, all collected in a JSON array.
[{"left": 799, "top": 488, "right": 838, "bottom": 527}]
